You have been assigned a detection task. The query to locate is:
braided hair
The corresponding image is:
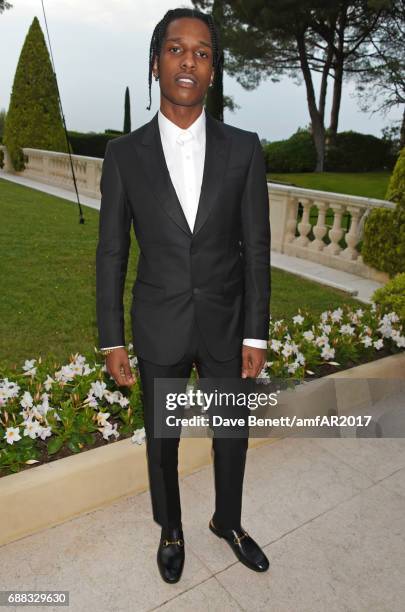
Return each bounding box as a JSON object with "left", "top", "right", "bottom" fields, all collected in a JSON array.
[{"left": 146, "top": 7, "right": 223, "bottom": 110}]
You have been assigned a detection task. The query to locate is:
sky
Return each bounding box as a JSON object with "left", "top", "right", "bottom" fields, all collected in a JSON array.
[{"left": 0, "top": 0, "right": 402, "bottom": 142}]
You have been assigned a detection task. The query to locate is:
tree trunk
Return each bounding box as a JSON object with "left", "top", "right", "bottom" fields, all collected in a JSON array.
[
  {"left": 400, "top": 105, "right": 405, "bottom": 150},
  {"left": 205, "top": 0, "right": 224, "bottom": 121},
  {"left": 296, "top": 30, "right": 325, "bottom": 171},
  {"left": 328, "top": 7, "right": 347, "bottom": 146}
]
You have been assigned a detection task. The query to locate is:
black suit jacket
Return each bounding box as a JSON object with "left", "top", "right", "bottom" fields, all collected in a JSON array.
[{"left": 96, "top": 108, "right": 271, "bottom": 365}]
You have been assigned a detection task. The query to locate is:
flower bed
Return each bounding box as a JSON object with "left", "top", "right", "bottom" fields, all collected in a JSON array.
[{"left": 1, "top": 303, "right": 404, "bottom": 478}]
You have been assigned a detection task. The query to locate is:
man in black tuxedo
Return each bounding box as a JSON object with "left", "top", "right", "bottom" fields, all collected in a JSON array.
[{"left": 96, "top": 7, "right": 271, "bottom": 583}]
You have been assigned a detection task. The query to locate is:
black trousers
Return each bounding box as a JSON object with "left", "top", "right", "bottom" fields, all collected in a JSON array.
[{"left": 137, "top": 314, "right": 250, "bottom": 531}]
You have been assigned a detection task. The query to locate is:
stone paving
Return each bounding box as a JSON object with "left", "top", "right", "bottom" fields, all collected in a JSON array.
[{"left": 1, "top": 437, "right": 404, "bottom": 611}]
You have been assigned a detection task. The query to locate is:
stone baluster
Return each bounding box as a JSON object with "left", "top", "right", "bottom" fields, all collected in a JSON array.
[
  {"left": 341, "top": 206, "right": 362, "bottom": 260},
  {"left": 324, "top": 203, "right": 345, "bottom": 255},
  {"left": 294, "top": 198, "right": 312, "bottom": 246},
  {"left": 285, "top": 196, "right": 299, "bottom": 244},
  {"left": 308, "top": 201, "right": 328, "bottom": 251}
]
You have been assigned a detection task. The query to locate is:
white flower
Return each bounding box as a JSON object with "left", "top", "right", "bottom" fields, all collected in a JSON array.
[
  {"left": 23, "top": 417, "right": 42, "bottom": 439},
  {"left": 38, "top": 425, "right": 52, "bottom": 440},
  {"left": 320, "top": 311, "right": 329, "bottom": 323},
  {"left": 355, "top": 308, "right": 364, "bottom": 318},
  {"left": 340, "top": 324, "right": 355, "bottom": 336},
  {"left": 270, "top": 339, "right": 282, "bottom": 353},
  {"left": 387, "top": 311, "right": 399, "bottom": 323},
  {"left": 373, "top": 339, "right": 384, "bottom": 350},
  {"left": 43, "top": 374, "right": 55, "bottom": 391},
  {"left": 303, "top": 330, "right": 315, "bottom": 342},
  {"left": 22, "top": 359, "right": 37, "bottom": 376},
  {"left": 129, "top": 355, "right": 138, "bottom": 367},
  {"left": 4, "top": 426, "right": 21, "bottom": 445},
  {"left": 132, "top": 427, "right": 146, "bottom": 445},
  {"left": 394, "top": 335, "right": 405, "bottom": 348},
  {"left": 287, "top": 361, "right": 300, "bottom": 374},
  {"left": 20, "top": 391, "right": 34, "bottom": 410},
  {"left": 315, "top": 334, "right": 329, "bottom": 347},
  {"left": 319, "top": 323, "right": 332, "bottom": 335},
  {"left": 378, "top": 318, "right": 393, "bottom": 339},
  {"left": 293, "top": 314, "right": 305, "bottom": 325},
  {"left": 90, "top": 380, "right": 107, "bottom": 400},
  {"left": 0, "top": 379, "right": 20, "bottom": 405},
  {"left": 104, "top": 389, "right": 125, "bottom": 405},
  {"left": 321, "top": 345, "right": 335, "bottom": 360},
  {"left": 84, "top": 394, "right": 99, "bottom": 409},
  {"left": 100, "top": 422, "right": 120, "bottom": 441},
  {"left": 331, "top": 308, "right": 343, "bottom": 322},
  {"left": 360, "top": 335, "right": 373, "bottom": 347},
  {"left": 295, "top": 352, "right": 306, "bottom": 365},
  {"left": 96, "top": 411, "right": 111, "bottom": 426},
  {"left": 282, "top": 343, "right": 294, "bottom": 358}
]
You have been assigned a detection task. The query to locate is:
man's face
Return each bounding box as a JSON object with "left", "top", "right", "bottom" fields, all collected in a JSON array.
[{"left": 153, "top": 17, "right": 214, "bottom": 108}]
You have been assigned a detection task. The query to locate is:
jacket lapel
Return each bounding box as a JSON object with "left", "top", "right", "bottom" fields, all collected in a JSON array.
[{"left": 133, "top": 108, "right": 231, "bottom": 238}]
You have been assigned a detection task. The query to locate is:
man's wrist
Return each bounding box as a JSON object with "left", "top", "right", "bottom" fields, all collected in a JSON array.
[
  {"left": 243, "top": 338, "right": 267, "bottom": 349},
  {"left": 99, "top": 345, "right": 125, "bottom": 356}
]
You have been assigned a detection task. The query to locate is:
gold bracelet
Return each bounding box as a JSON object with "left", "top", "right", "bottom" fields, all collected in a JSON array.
[{"left": 100, "top": 348, "right": 120, "bottom": 357}]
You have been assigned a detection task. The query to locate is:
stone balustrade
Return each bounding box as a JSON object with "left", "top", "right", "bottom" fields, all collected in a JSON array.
[
  {"left": 0, "top": 145, "right": 102, "bottom": 198},
  {"left": 0, "top": 145, "right": 395, "bottom": 282},
  {"left": 269, "top": 182, "right": 395, "bottom": 282}
]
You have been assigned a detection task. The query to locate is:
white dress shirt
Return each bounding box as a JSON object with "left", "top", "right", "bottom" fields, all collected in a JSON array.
[{"left": 101, "top": 106, "right": 267, "bottom": 351}]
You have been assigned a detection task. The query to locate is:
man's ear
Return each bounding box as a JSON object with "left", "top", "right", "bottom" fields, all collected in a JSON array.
[{"left": 153, "top": 58, "right": 158, "bottom": 79}]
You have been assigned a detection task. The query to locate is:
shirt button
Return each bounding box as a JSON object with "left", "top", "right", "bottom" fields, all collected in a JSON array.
[{"left": 193, "top": 287, "right": 201, "bottom": 294}]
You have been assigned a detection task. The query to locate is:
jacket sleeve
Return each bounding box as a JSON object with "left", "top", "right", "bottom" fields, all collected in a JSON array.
[
  {"left": 96, "top": 141, "right": 132, "bottom": 349},
  {"left": 240, "top": 133, "right": 271, "bottom": 341}
]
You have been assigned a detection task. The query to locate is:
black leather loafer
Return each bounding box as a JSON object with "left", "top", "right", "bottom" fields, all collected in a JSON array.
[
  {"left": 157, "top": 525, "right": 185, "bottom": 583},
  {"left": 209, "top": 517, "right": 269, "bottom": 572}
]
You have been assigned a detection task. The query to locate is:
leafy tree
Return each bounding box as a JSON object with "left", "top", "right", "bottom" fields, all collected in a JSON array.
[
  {"left": 352, "top": 0, "right": 405, "bottom": 148},
  {"left": 199, "top": 0, "right": 391, "bottom": 170},
  {"left": 0, "top": 1, "right": 12, "bottom": 13},
  {"left": 3, "top": 16, "right": 67, "bottom": 170},
  {"left": 123, "top": 86, "right": 131, "bottom": 133},
  {"left": 192, "top": 0, "right": 240, "bottom": 120},
  {"left": 0, "top": 108, "right": 6, "bottom": 142}
]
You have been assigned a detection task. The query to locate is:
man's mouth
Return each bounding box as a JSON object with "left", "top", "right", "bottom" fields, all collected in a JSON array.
[{"left": 175, "top": 74, "right": 198, "bottom": 88}]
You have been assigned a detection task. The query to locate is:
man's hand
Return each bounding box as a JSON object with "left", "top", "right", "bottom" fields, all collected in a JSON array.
[
  {"left": 241, "top": 346, "right": 267, "bottom": 379},
  {"left": 105, "top": 347, "right": 136, "bottom": 387}
]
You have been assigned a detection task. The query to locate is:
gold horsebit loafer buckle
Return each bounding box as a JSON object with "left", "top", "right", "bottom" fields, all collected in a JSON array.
[
  {"left": 163, "top": 538, "right": 184, "bottom": 547},
  {"left": 233, "top": 531, "right": 249, "bottom": 545}
]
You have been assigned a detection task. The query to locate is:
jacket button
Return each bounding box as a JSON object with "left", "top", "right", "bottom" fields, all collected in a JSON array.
[{"left": 193, "top": 287, "right": 201, "bottom": 294}]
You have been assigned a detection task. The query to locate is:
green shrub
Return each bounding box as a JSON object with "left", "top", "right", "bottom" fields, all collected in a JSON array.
[
  {"left": 264, "top": 130, "right": 317, "bottom": 173},
  {"left": 67, "top": 131, "right": 121, "bottom": 159},
  {"left": 362, "top": 146, "right": 405, "bottom": 276},
  {"left": 325, "top": 131, "right": 395, "bottom": 172},
  {"left": 372, "top": 272, "right": 405, "bottom": 322},
  {"left": 3, "top": 17, "right": 67, "bottom": 171},
  {"left": 385, "top": 147, "right": 405, "bottom": 203}
]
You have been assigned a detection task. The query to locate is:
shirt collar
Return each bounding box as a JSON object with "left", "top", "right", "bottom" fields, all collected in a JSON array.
[{"left": 158, "top": 106, "right": 206, "bottom": 148}]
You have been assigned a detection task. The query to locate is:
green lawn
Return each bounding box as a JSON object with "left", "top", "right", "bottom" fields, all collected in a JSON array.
[
  {"left": 267, "top": 171, "right": 391, "bottom": 200},
  {"left": 0, "top": 178, "right": 363, "bottom": 371}
]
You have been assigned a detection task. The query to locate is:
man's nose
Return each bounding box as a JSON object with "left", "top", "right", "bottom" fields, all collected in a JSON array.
[{"left": 180, "top": 50, "right": 196, "bottom": 70}]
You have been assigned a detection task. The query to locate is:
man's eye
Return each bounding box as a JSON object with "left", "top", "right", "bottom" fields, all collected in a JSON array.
[
  {"left": 169, "top": 46, "right": 181, "bottom": 53},
  {"left": 198, "top": 51, "right": 209, "bottom": 58}
]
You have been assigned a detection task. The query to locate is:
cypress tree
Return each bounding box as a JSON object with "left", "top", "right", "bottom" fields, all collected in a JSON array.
[
  {"left": 123, "top": 86, "right": 131, "bottom": 134},
  {"left": 4, "top": 16, "right": 67, "bottom": 170}
]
